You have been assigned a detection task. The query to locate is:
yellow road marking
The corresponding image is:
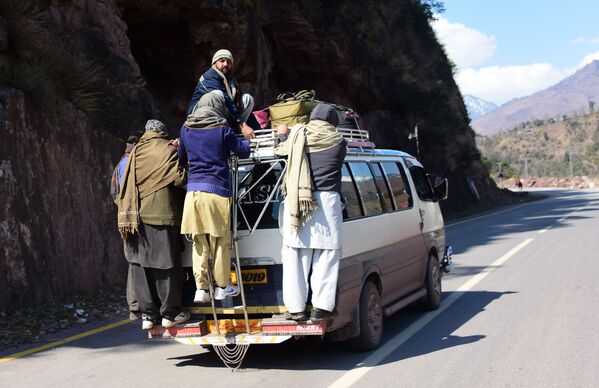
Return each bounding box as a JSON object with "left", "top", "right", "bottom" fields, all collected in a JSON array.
[{"left": 0, "top": 319, "right": 132, "bottom": 364}]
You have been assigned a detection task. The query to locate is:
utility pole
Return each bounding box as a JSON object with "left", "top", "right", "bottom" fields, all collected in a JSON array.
[
  {"left": 496, "top": 162, "right": 505, "bottom": 188},
  {"left": 568, "top": 149, "right": 574, "bottom": 177},
  {"left": 520, "top": 158, "right": 531, "bottom": 179},
  {"left": 408, "top": 121, "right": 422, "bottom": 160}
]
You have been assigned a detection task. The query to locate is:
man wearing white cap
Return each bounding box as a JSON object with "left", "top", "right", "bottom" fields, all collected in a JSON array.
[{"left": 186, "top": 49, "right": 256, "bottom": 139}]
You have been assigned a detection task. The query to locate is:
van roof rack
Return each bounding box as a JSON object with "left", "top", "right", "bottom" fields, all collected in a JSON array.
[{"left": 243, "top": 127, "right": 375, "bottom": 162}]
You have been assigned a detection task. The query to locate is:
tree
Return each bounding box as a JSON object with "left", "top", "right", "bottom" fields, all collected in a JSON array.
[{"left": 418, "top": 0, "right": 445, "bottom": 20}]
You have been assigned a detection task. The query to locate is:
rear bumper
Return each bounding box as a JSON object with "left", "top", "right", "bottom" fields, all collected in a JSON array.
[{"left": 148, "top": 317, "right": 325, "bottom": 345}]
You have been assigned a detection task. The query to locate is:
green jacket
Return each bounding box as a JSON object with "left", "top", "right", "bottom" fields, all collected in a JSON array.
[{"left": 139, "top": 170, "right": 186, "bottom": 226}]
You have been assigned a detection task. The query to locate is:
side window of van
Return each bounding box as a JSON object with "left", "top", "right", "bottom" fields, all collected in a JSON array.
[
  {"left": 381, "top": 162, "right": 412, "bottom": 210},
  {"left": 371, "top": 162, "right": 394, "bottom": 212},
  {"left": 409, "top": 166, "right": 435, "bottom": 201},
  {"left": 348, "top": 162, "right": 383, "bottom": 216},
  {"left": 341, "top": 164, "right": 362, "bottom": 220}
]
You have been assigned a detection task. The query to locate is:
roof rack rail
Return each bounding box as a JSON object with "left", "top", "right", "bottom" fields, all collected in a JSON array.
[{"left": 241, "top": 127, "right": 376, "bottom": 162}]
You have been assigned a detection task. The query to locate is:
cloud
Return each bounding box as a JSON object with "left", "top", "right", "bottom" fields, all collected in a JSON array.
[
  {"left": 434, "top": 18, "right": 599, "bottom": 105},
  {"left": 431, "top": 16, "right": 496, "bottom": 68},
  {"left": 569, "top": 36, "right": 599, "bottom": 44},
  {"left": 455, "top": 64, "right": 567, "bottom": 105}
]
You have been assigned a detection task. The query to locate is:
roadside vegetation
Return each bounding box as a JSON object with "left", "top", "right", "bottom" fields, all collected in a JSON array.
[{"left": 477, "top": 111, "right": 599, "bottom": 179}]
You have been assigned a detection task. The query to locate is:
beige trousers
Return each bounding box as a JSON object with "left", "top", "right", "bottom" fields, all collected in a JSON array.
[
  {"left": 181, "top": 191, "right": 232, "bottom": 290},
  {"left": 192, "top": 232, "right": 231, "bottom": 289}
]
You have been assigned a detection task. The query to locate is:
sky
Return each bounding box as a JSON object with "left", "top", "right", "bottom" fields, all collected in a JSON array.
[{"left": 431, "top": 0, "right": 599, "bottom": 105}]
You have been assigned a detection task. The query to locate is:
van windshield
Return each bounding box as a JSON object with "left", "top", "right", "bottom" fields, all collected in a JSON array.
[{"left": 236, "top": 163, "right": 283, "bottom": 230}]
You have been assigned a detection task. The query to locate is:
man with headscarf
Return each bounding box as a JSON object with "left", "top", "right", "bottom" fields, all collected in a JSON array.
[
  {"left": 186, "top": 49, "right": 258, "bottom": 140},
  {"left": 275, "top": 103, "right": 347, "bottom": 322},
  {"left": 116, "top": 119, "right": 190, "bottom": 330},
  {"left": 179, "top": 93, "right": 251, "bottom": 303}
]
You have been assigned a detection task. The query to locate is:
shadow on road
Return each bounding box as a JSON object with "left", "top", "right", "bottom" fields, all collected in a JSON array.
[
  {"left": 168, "top": 290, "right": 514, "bottom": 370},
  {"left": 448, "top": 190, "right": 598, "bottom": 256}
]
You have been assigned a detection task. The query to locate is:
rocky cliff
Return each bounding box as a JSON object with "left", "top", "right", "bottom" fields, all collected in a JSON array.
[{"left": 0, "top": 0, "right": 500, "bottom": 311}]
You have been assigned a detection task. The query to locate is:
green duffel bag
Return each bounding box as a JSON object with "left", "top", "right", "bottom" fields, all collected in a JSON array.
[{"left": 269, "top": 90, "right": 318, "bottom": 127}]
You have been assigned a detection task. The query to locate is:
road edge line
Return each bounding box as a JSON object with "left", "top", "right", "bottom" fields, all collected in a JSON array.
[{"left": 0, "top": 319, "right": 132, "bottom": 364}]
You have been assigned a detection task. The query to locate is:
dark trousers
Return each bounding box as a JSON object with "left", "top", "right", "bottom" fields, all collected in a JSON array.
[
  {"left": 126, "top": 263, "right": 139, "bottom": 313},
  {"left": 132, "top": 263, "right": 182, "bottom": 321}
]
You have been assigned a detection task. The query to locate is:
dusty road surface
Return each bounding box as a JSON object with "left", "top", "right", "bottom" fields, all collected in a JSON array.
[{"left": 2, "top": 189, "right": 598, "bottom": 387}]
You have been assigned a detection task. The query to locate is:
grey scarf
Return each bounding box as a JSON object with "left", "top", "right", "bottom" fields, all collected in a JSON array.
[{"left": 184, "top": 93, "right": 229, "bottom": 129}]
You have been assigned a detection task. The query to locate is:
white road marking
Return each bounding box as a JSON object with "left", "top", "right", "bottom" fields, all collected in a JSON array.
[
  {"left": 540, "top": 199, "right": 598, "bottom": 234},
  {"left": 328, "top": 238, "right": 534, "bottom": 388}
]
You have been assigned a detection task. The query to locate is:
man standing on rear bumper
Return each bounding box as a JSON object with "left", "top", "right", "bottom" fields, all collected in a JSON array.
[
  {"left": 178, "top": 93, "right": 251, "bottom": 302},
  {"left": 116, "top": 120, "right": 189, "bottom": 330},
  {"left": 275, "top": 103, "right": 346, "bottom": 322}
]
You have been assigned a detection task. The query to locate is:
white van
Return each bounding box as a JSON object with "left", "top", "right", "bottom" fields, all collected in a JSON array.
[{"left": 150, "top": 127, "right": 452, "bottom": 357}]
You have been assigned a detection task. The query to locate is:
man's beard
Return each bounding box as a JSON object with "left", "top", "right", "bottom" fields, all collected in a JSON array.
[{"left": 220, "top": 66, "right": 230, "bottom": 75}]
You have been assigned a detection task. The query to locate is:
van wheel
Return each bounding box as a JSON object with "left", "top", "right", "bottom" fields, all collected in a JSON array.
[
  {"left": 350, "top": 281, "right": 383, "bottom": 351},
  {"left": 420, "top": 254, "right": 442, "bottom": 310}
]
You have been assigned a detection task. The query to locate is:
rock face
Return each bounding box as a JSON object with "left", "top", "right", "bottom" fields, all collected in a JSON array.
[
  {"left": 0, "top": 88, "right": 124, "bottom": 311},
  {"left": 0, "top": 0, "right": 497, "bottom": 311}
]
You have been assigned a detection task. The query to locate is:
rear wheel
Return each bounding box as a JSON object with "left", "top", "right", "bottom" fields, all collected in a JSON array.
[
  {"left": 350, "top": 281, "right": 383, "bottom": 350},
  {"left": 420, "top": 254, "right": 442, "bottom": 310}
]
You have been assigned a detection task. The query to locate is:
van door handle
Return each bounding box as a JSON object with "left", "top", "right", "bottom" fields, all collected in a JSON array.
[{"left": 419, "top": 209, "right": 425, "bottom": 231}]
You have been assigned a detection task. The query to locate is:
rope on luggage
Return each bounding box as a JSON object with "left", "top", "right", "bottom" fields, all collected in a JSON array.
[{"left": 213, "top": 343, "right": 250, "bottom": 370}]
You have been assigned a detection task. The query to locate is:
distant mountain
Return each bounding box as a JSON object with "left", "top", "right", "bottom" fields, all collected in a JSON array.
[
  {"left": 472, "top": 60, "right": 599, "bottom": 136},
  {"left": 463, "top": 94, "right": 498, "bottom": 119}
]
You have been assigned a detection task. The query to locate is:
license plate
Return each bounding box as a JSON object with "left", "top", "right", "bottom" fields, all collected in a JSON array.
[{"left": 231, "top": 269, "right": 268, "bottom": 284}]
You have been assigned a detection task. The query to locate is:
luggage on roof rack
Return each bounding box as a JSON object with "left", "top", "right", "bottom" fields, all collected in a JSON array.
[{"left": 266, "top": 90, "right": 362, "bottom": 130}]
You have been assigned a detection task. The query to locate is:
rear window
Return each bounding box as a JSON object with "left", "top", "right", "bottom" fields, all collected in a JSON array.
[{"left": 236, "top": 163, "right": 283, "bottom": 230}]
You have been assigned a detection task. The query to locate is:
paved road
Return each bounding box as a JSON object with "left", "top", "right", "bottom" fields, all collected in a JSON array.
[{"left": 2, "top": 189, "right": 599, "bottom": 387}]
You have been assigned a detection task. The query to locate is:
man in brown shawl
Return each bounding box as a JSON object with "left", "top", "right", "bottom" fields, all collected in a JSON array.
[{"left": 116, "top": 119, "right": 190, "bottom": 330}]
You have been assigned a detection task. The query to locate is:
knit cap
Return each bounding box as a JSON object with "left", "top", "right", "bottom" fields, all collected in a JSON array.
[{"left": 212, "top": 49, "right": 234, "bottom": 65}]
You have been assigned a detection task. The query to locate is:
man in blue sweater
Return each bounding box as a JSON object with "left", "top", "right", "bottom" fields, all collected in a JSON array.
[
  {"left": 187, "top": 49, "right": 256, "bottom": 140},
  {"left": 179, "top": 93, "right": 251, "bottom": 302}
]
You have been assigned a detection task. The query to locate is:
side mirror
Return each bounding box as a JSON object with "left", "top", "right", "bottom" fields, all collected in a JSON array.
[{"left": 427, "top": 174, "right": 448, "bottom": 201}]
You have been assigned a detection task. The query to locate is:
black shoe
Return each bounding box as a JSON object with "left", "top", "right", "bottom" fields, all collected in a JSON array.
[
  {"left": 284, "top": 311, "right": 308, "bottom": 321},
  {"left": 310, "top": 308, "right": 334, "bottom": 322}
]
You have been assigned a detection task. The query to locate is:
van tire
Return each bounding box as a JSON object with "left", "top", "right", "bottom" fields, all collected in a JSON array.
[
  {"left": 350, "top": 281, "right": 383, "bottom": 351},
  {"left": 420, "top": 254, "right": 442, "bottom": 310}
]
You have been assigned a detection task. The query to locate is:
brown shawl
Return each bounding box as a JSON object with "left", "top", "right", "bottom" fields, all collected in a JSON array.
[{"left": 116, "top": 131, "right": 181, "bottom": 239}]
